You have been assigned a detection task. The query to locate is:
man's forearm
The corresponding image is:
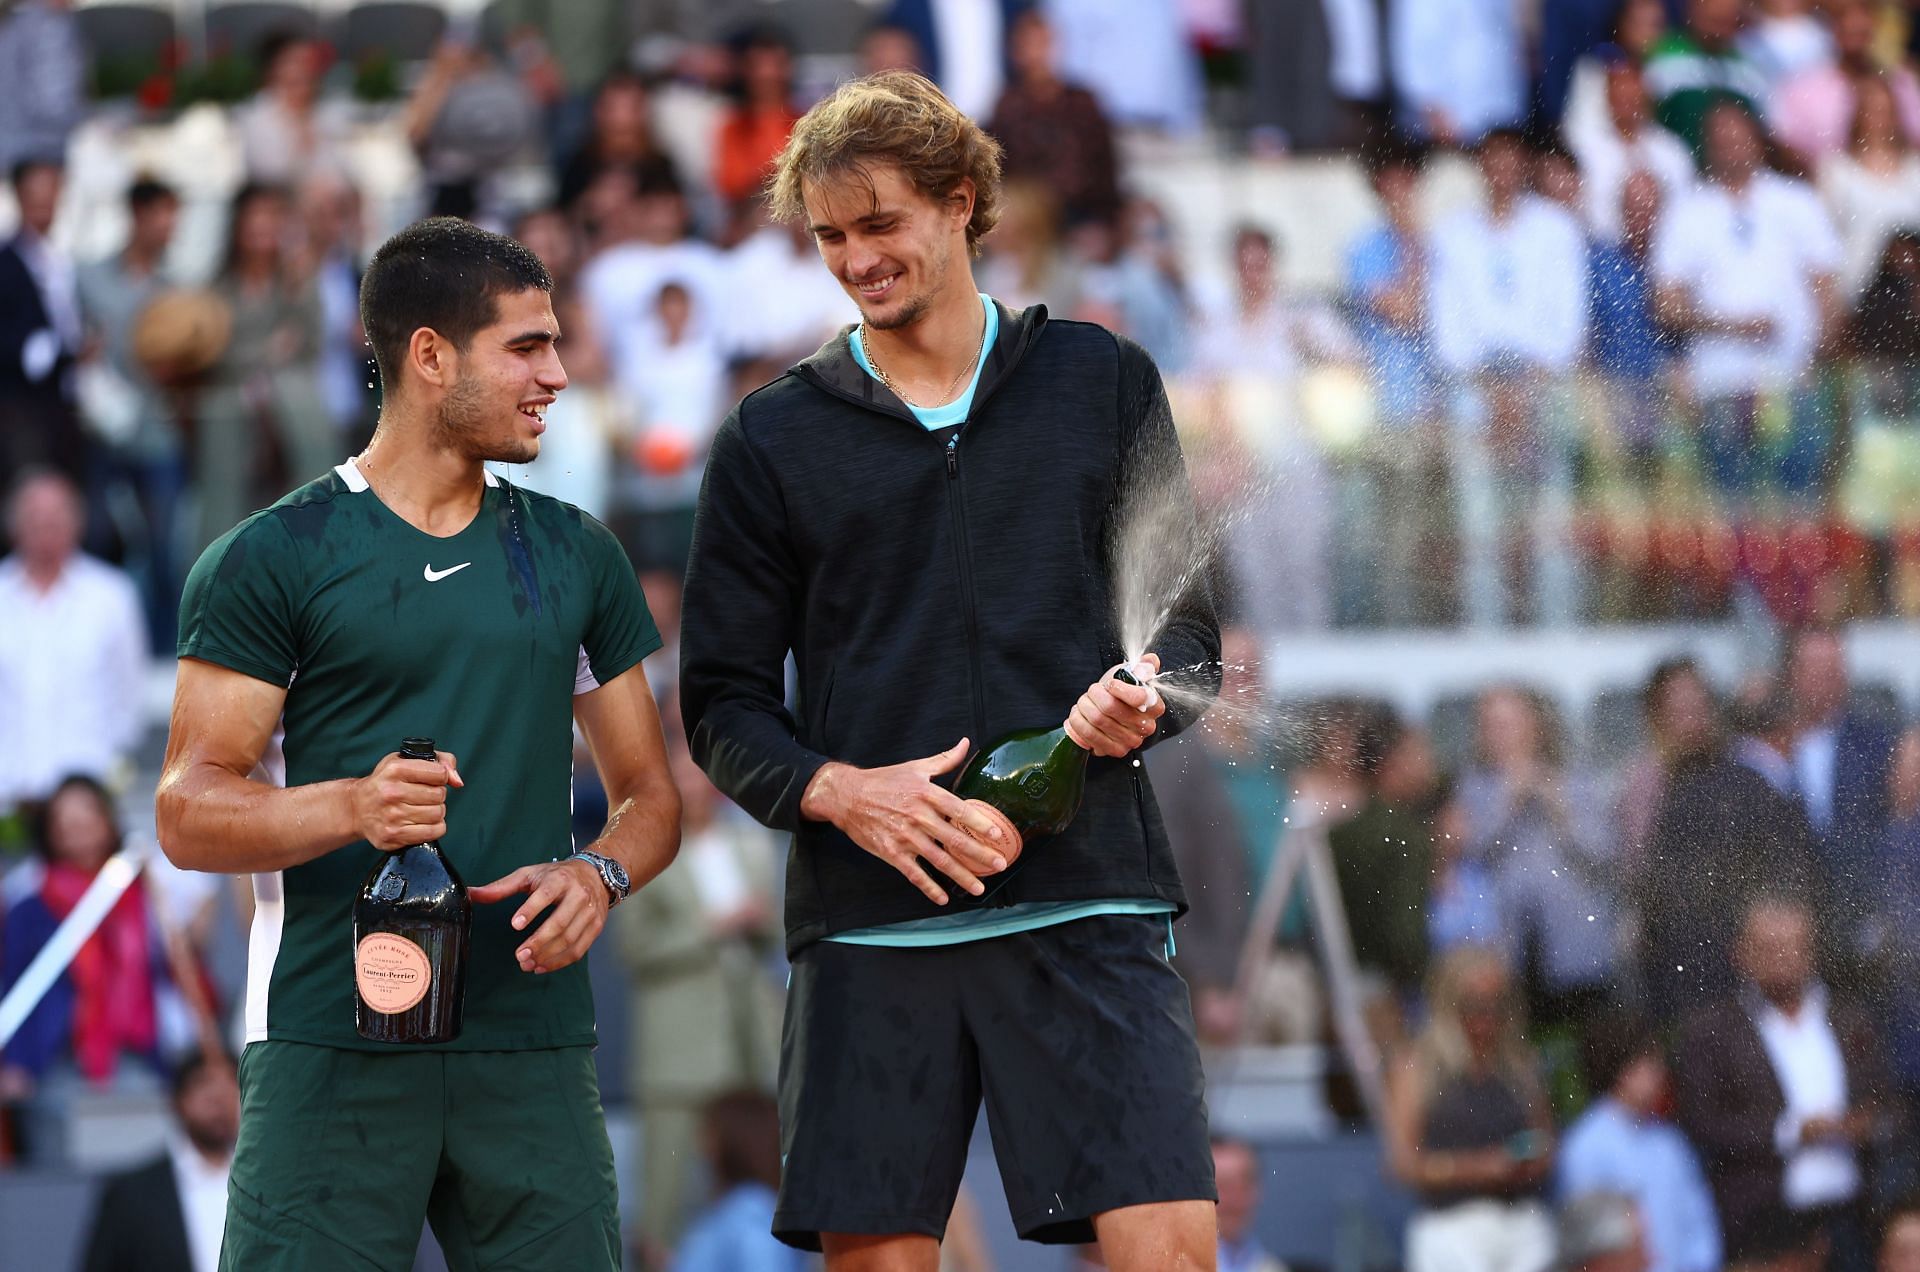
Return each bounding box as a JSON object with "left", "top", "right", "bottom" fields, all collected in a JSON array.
[
  {"left": 156, "top": 764, "right": 360, "bottom": 874},
  {"left": 589, "top": 778, "right": 681, "bottom": 894}
]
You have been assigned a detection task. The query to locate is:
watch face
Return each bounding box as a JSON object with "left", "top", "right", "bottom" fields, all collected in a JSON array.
[{"left": 606, "top": 858, "right": 630, "bottom": 891}]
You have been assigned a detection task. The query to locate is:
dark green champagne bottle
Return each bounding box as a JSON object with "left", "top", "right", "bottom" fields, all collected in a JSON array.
[
  {"left": 353, "top": 737, "right": 471, "bottom": 1044},
  {"left": 953, "top": 666, "right": 1147, "bottom": 843}
]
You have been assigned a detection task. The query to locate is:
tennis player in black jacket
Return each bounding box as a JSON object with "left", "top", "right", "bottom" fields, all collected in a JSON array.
[{"left": 681, "top": 71, "right": 1223, "bottom": 1270}]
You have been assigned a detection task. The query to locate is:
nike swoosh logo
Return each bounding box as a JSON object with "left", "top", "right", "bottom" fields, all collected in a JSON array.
[{"left": 423, "top": 562, "right": 472, "bottom": 582}]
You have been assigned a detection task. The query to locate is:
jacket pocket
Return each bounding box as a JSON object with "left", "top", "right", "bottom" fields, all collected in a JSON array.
[{"left": 808, "top": 663, "right": 837, "bottom": 749}]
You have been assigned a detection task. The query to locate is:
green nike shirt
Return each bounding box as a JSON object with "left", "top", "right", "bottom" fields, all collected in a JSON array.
[{"left": 178, "top": 460, "right": 661, "bottom": 1051}]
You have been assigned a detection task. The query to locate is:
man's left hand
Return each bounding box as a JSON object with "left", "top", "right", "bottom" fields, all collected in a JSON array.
[
  {"left": 1066, "top": 653, "right": 1165, "bottom": 758},
  {"left": 471, "top": 859, "right": 611, "bottom": 974}
]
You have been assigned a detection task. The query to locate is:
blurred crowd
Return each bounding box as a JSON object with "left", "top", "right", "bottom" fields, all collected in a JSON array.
[
  {"left": 8, "top": 0, "right": 1920, "bottom": 1269},
  {"left": 7, "top": 0, "right": 1920, "bottom": 645},
  {"left": 1154, "top": 619, "right": 1920, "bottom": 1272}
]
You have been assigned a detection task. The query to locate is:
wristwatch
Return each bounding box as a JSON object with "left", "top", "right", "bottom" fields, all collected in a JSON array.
[{"left": 570, "top": 850, "right": 631, "bottom": 906}]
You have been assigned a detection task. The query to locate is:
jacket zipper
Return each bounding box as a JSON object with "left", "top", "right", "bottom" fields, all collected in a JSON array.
[{"left": 945, "top": 431, "right": 990, "bottom": 750}]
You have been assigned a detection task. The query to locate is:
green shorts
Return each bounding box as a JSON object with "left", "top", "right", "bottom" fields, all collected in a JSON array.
[{"left": 221, "top": 1041, "right": 620, "bottom": 1272}]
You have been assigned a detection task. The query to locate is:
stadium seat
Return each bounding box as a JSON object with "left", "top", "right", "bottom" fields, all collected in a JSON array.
[
  {"left": 336, "top": 1, "right": 447, "bottom": 64},
  {"left": 74, "top": 3, "right": 176, "bottom": 69},
  {"left": 202, "top": 2, "right": 318, "bottom": 60}
]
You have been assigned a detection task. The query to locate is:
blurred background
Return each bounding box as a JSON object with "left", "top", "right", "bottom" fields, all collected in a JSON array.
[{"left": 8, "top": 0, "right": 1920, "bottom": 1269}]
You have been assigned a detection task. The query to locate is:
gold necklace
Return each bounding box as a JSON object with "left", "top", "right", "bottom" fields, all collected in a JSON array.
[{"left": 862, "top": 315, "right": 985, "bottom": 409}]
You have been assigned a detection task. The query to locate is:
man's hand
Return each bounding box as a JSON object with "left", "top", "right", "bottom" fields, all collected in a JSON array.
[
  {"left": 349, "top": 750, "right": 463, "bottom": 851},
  {"left": 470, "top": 859, "right": 608, "bottom": 975},
  {"left": 800, "top": 739, "right": 1011, "bottom": 906},
  {"left": 1066, "top": 654, "right": 1165, "bottom": 758}
]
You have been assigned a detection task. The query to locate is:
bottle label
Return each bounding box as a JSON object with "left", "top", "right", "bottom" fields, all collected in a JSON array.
[{"left": 355, "top": 932, "right": 432, "bottom": 1014}]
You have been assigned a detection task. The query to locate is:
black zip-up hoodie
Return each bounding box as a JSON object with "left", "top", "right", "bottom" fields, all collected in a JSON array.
[{"left": 680, "top": 301, "right": 1222, "bottom": 953}]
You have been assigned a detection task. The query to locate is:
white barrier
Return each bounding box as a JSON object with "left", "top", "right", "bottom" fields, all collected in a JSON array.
[{"left": 0, "top": 842, "right": 153, "bottom": 1051}]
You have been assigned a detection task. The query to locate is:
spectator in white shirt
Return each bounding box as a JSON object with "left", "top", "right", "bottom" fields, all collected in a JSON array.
[
  {"left": 0, "top": 471, "right": 147, "bottom": 813},
  {"left": 1674, "top": 896, "right": 1899, "bottom": 1270},
  {"left": 1429, "top": 129, "right": 1589, "bottom": 626},
  {"left": 615, "top": 281, "right": 729, "bottom": 570},
  {"left": 1819, "top": 75, "right": 1920, "bottom": 299},
  {"left": 1431, "top": 130, "right": 1591, "bottom": 380},
  {"left": 580, "top": 168, "right": 729, "bottom": 385},
  {"left": 1390, "top": 0, "right": 1526, "bottom": 146},
  {"left": 1739, "top": 0, "right": 1834, "bottom": 89},
  {"left": 1214, "top": 1135, "right": 1286, "bottom": 1272},
  {"left": 1654, "top": 100, "right": 1843, "bottom": 504},
  {"left": 234, "top": 31, "right": 349, "bottom": 186},
  {"left": 1190, "top": 225, "right": 1357, "bottom": 633},
  {"left": 1569, "top": 59, "right": 1699, "bottom": 243},
  {"left": 721, "top": 206, "right": 858, "bottom": 369},
  {"left": 80, "top": 1051, "right": 239, "bottom": 1272},
  {"left": 1045, "top": 0, "right": 1205, "bottom": 135}
]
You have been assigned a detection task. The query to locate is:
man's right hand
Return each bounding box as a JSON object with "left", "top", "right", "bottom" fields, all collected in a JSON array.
[
  {"left": 800, "top": 739, "right": 1010, "bottom": 905},
  {"left": 350, "top": 750, "right": 463, "bottom": 851}
]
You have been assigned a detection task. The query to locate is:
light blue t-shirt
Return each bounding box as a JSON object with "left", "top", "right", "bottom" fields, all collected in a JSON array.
[
  {"left": 848, "top": 291, "right": 997, "bottom": 429},
  {"left": 829, "top": 293, "right": 1175, "bottom": 949}
]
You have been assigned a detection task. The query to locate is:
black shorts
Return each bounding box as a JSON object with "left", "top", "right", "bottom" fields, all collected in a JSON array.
[{"left": 773, "top": 914, "right": 1216, "bottom": 1250}]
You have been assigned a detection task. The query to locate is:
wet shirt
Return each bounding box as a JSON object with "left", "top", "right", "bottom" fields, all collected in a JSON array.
[{"left": 178, "top": 460, "right": 659, "bottom": 1051}]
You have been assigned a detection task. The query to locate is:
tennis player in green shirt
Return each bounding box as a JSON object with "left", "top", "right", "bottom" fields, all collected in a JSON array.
[{"left": 157, "top": 216, "right": 680, "bottom": 1271}]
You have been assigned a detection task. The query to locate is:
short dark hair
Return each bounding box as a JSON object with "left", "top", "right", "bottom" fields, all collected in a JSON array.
[
  {"left": 1581, "top": 1010, "right": 1659, "bottom": 1095},
  {"left": 1476, "top": 125, "right": 1529, "bottom": 156},
  {"left": 254, "top": 27, "right": 307, "bottom": 73},
  {"left": 358, "top": 216, "right": 553, "bottom": 396},
  {"left": 1355, "top": 705, "right": 1407, "bottom": 777},
  {"left": 128, "top": 176, "right": 178, "bottom": 212},
  {"left": 1363, "top": 133, "right": 1426, "bottom": 183},
  {"left": 1641, "top": 656, "right": 1701, "bottom": 719},
  {"left": 1233, "top": 222, "right": 1276, "bottom": 255},
  {"left": 170, "top": 1048, "right": 237, "bottom": 1105},
  {"left": 1728, "top": 674, "right": 1794, "bottom": 739},
  {"left": 1534, "top": 137, "right": 1579, "bottom": 169},
  {"left": 10, "top": 157, "right": 61, "bottom": 191},
  {"left": 701, "top": 1089, "right": 782, "bottom": 1190}
]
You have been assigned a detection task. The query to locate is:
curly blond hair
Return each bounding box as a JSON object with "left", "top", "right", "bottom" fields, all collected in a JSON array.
[{"left": 767, "top": 71, "right": 1003, "bottom": 255}]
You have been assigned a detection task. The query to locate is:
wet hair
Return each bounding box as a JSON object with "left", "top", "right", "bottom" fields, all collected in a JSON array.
[
  {"left": 768, "top": 71, "right": 1003, "bottom": 254},
  {"left": 358, "top": 216, "right": 554, "bottom": 396}
]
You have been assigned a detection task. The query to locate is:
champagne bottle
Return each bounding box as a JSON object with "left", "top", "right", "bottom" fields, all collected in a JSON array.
[
  {"left": 953, "top": 666, "right": 1149, "bottom": 848},
  {"left": 353, "top": 737, "right": 471, "bottom": 1044}
]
